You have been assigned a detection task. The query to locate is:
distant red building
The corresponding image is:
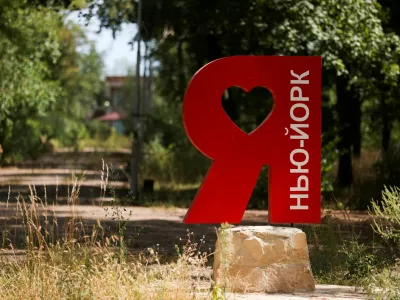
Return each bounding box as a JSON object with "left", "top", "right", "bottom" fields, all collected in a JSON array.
[{"left": 95, "top": 76, "right": 152, "bottom": 134}]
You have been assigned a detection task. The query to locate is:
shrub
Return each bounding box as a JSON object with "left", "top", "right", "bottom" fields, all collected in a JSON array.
[
  {"left": 308, "top": 209, "right": 381, "bottom": 286},
  {"left": 141, "top": 136, "right": 176, "bottom": 182},
  {"left": 370, "top": 186, "right": 400, "bottom": 248},
  {"left": 364, "top": 262, "right": 400, "bottom": 300},
  {"left": 365, "top": 186, "right": 400, "bottom": 299},
  {"left": 0, "top": 118, "right": 54, "bottom": 164},
  {"left": 86, "top": 120, "right": 113, "bottom": 141},
  {"left": 342, "top": 240, "right": 376, "bottom": 283},
  {"left": 78, "top": 127, "right": 131, "bottom": 151}
]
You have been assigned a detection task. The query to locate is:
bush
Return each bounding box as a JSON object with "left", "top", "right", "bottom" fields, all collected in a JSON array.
[
  {"left": 0, "top": 118, "right": 54, "bottom": 164},
  {"left": 370, "top": 186, "right": 400, "bottom": 248},
  {"left": 40, "top": 116, "right": 90, "bottom": 149},
  {"left": 342, "top": 240, "right": 376, "bottom": 283},
  {"left": 307, "top": 210, "right": 384, "bottom": 286},
  {"left": 78, "top": 127, "right": 131, "bottom": 151},
  {"left": 364, "top": 263, "right": 400, "bottom": 300},
  {"left": 364, "top": 186, "right": 400, "bottom": 299},
  {"left": 141, "top": 136, "right": 176, "bottom": 182},
  {"left": 86, "top": 120, "right": 113, "bottom": 141},
  {"left": 140, "top": 134, "right": 210, "bottom": 184}
]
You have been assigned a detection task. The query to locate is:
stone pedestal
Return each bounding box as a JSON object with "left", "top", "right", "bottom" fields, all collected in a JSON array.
[{"left": 213, "top": 226, "right": 315, "bottom": 293}]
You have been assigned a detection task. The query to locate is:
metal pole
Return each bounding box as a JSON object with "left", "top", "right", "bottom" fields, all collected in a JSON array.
[
  {"left": 138, "top": 43, "right": 146, "bottom": 177},
  {"left": 148, "top": 58, "right": 153, "bottom": 111},
  {"left": 142, "top": 42, "right": 148, "bottom": 125},
  {"left": 131, "top": 0, "right": 142, "bottom": 195}
]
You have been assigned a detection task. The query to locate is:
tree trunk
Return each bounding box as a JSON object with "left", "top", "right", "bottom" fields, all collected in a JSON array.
[
  {"left": 381, "top": 96, "right": 392, "bottom": 153},
  {"left": 336, "top": 76, "right": 353, "bottom": 187},
  {"left": 177, "top": 38, "right": 186, "bottom": 101},
  {"left": 0, "top": 118, "right": 8, "bottom": 164},
  {"left": 351, "top": 86, "right": 362, "bottom": 158}
]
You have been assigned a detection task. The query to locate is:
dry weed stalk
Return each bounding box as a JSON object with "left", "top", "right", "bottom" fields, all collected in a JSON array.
[{"left": 0, "top": 165, "right": 214, "bottom": 300}]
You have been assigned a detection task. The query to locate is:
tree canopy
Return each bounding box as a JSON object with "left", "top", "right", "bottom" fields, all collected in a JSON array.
[
  {"left": 86, "top": 0, "right": 400, "bottom": 189},
  {"left": 0, "top": 0, "right": 103, "bottom": 162}
]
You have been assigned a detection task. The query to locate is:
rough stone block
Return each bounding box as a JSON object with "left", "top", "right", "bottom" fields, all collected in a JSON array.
[{"left": 213, "top": 226, "right": 315, "bottom": 293}]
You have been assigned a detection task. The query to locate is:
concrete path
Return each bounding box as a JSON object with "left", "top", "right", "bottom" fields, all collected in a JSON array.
[{"left": 224, "top": 285, "right": 365, "bottom": 299}]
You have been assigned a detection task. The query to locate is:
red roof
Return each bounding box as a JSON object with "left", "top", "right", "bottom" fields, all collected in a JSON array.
[
  {"left": 96, "top": 112, "right": 127, "bottom": 121},
  {"left": 105, "top": 76, "right": 127, "bottom": 82}
]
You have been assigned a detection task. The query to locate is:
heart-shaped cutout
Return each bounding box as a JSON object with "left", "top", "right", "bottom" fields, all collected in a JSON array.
[{"left": 222, "top": 86, "right": 275, "bottom": 134}]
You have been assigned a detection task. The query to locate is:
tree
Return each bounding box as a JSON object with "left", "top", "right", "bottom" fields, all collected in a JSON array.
[
  {"left": 88, "top": 0, "right": 400, "bottom": 187},
  {"left": 52, "top": 21, "right": 103, "bottom": 119},
  {"left": 0, "top": 0, "right": 104, "bottom": 162},
  {"left": 41, "top": 21, "right": 104, "bottom": 148},
  {"left": 0, "top": 0, "right": 63, "bottom": 163}
]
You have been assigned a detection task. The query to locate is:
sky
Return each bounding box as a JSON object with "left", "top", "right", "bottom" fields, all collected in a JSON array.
[{"left": 66, "top": 10, "right": 140, "bottom": 76}]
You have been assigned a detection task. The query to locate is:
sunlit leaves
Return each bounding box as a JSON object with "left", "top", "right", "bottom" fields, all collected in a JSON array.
[
  {"left": 0, "top": 1, "right": 62, "bottom": 121},
  {"left": 0, "top": 0, "right": 103, "bottom": 162}
]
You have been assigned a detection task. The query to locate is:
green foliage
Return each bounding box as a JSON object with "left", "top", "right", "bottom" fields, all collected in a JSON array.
[
  {"left": 52, "top": 21, "right": 104, "bottom": 119},
  {"left": 214, "top": 223, "right": 234, "bottom": 293},
  {"left": 140, "top": 133, "right": 209, "bottom": 184},
  {"left": 138, "top": 97, "right": 210, "bottom": 184},
  {"left": 45, "top": 21, "right": 104, "bottom": 149},
  {"left": 342, "top": 240, "right": 377, "bottom": 282},
  {"left": 273, "top": 0, "right": 400, "bottom": 83},
  {"left": 0, "top": 0, "right": 63, "bottom": 162},
  {"left": 321, "top": 133, "right": 339, "bottom": 192},
  {"left": 91, "top": 0, "right": 400, "bottom": 93},
  {"left": 309, "top": 216, "right": 341, "bottom": 282},
  {"left": 50, "top": 118, "right": 90, "bottom": 148},
  {"left": 141, "top": 136, "right": 175, "bottom": 182},
  {"left": 370, "top": 186, "right": 400, "bottom": 247},
  {"left": 212, "top": 284, "right": 225, "bottom": 300},
  {"left": 72, "top": 127, "right": 131, "bottom": 152},
  {"left": 364, "top": 263, "right": 400, "bottom": 300},
  {"left": 365, "top": 185, "right": 400, "bottom": 299},
  {"left": 86, "top": 120, "right": 113, "bottom": 141},
  {"left": 307, "top": 210, "right": 386, "bottom": 286},
  {"left": 89, "top": 0, "right": 400, "bottom": 191},
  {"left": 0, "top": 3, "right": 104, "bottom": 162},
  {"left": 0, "top": 119, "right": 55, "bottom": 164}
]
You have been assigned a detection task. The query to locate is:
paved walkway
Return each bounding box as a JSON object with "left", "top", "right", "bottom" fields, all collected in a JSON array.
[{"left": 224, "top": 285, "right": 365, "bottom": 299}]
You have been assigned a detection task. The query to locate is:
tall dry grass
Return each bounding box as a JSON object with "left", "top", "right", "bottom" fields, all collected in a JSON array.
[{"left": 0, "top": 164, "right": 214, "bottom": 300}]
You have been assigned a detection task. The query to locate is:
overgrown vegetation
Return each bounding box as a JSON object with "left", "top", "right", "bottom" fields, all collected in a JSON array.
[
  {"left": 0, "top": 173, "right": 213, "bottom": 299},
  {"left": 365, "top": 186, "right": 400, "bottom": 299},
  {"left": 3, "top": 0, "right": 400, "bottom": 298},
  {"left": 0, "top": 166, "right": 400, "bottom": 298},
  {"left": 0, "top": 1, "right": 104, "bottom": 164},
  {"left": 304, "top": 186, "right": 400, "bottom": 299}
]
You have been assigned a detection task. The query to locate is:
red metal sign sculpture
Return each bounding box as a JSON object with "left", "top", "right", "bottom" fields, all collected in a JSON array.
[{"left": 182, "top": 56, "right": 322, "bottom": 224}]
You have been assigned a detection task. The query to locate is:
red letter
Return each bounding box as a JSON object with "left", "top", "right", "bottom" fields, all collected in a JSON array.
[{"left": 182, "top": 56, "right": 321, "bottom": 224}]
